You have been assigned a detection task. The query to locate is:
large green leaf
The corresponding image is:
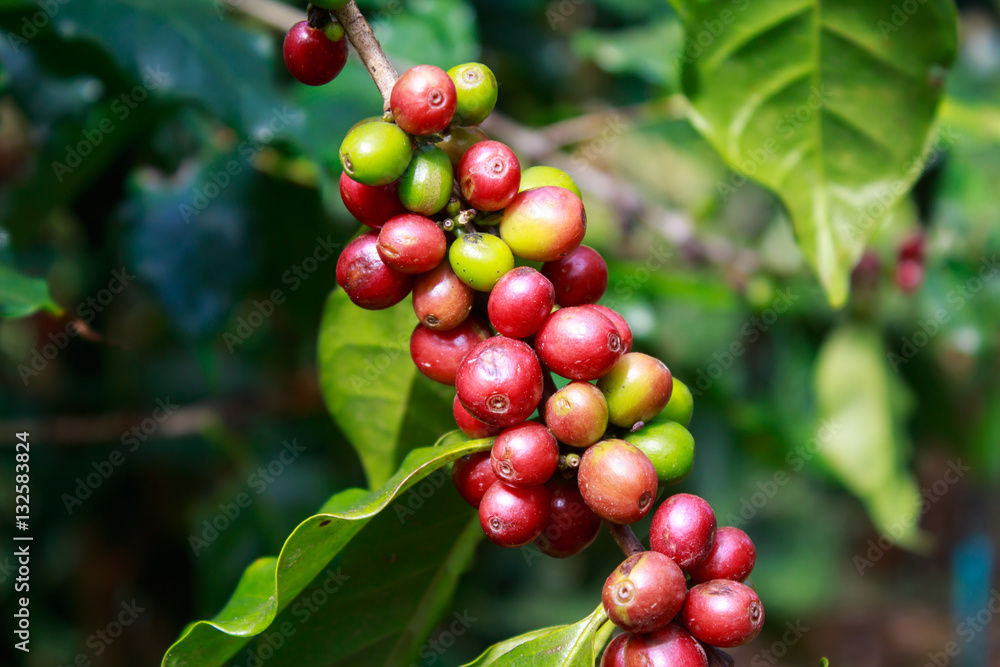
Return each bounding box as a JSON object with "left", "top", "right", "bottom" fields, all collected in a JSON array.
[
  {"left": 161, "top": 436, "right": 493, "bottom": 667},
  {"left": 319, "top": 289, "right": 454, "bottom": 488},
  {"left": 0, "top": 264, "right": 62, "bottom": 319},
  {"left": 464, "top": 606, "right": 609, "bottom": 667},
  {"left": 671, "top": 0, "right": 958, "bottom": 306}
]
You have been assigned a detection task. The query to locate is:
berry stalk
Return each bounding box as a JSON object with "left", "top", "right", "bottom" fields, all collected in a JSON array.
[
  {"left": 605, "top": 521, "right": 644, "bottom": 557},
  {"left": 331, "top": 2, "right": 398, "bottom": 109}
]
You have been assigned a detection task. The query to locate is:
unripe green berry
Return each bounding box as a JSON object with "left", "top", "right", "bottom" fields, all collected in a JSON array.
[
  {"left": 397, "top": 145, "right": 454, "bottom": 215},
  {"left": 322, "top": 21, "right": 345, "bottom": 42},
  {"left": 448, "top": 62, "right": 498, "bottom": 126},
  {"left": 449, "top": 233, "right": 514, "bottom": 291},
  {"left": 518, "top": 165, "right": 582, "bottom": 199},
  {"left": 597, "top": 353, "right": 673, "bottom": 428},
  {"left": 339, "top": 121, "right": 412, "bottom": 186},
  {"left": 659, "top": 377, "right": 693, "bottom": 427},
  {"left": 625, "top": 419, "right": 695, "bottom": 486}
]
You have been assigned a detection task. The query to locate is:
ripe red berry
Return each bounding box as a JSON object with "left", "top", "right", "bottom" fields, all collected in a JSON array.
[
  {"left": 487, "top": 267, "right": 555, "bottom": 338},
  {"left": 459, "top": 140, "right": 521, "bottom": 211},
  {"left": 600, "top": 634, "right": 628, "bottom": 667},
  {"left": 390, "top": 65, "right": 457, "bottom": 135},
  {"left": 535, "top": 477, "right": 602, "bottom": 558},
  {"left": 542, "top": 245, "right": 608, "bottom": 307},
  {"left": 896, "top": 258, "right": 924, "bottom": 293},
  {"left": 681, "top": 580, "right": 764, "bottom": 648},
  {"left": 283, "top": 21, "right": 348, "bottom": 86},
  {"left": 899, "top": 231, "right": 925, "bottom": 262},
  {"left": 453, "top": 394, "right": 503, "bottom": 439},
  {"left": 649, "top": 493, "right": 717, "bottom": 570},
  {"left": 452, "top": 452, "right": 498, "bottom": 508},
  {"left": 581, "top": 304, "right": 633, "bottom": 354},
  {"left": 544, "top": 381, "right": 608, "bottom": 448},
  {"left": 577, "top": 439, "right": 658, "bottom": 524},
  {"left": 376, "top": 214, "right": 446, "bottom": 274},
  {"left": 624, "top": 624, "right": 708, "bottom": 667},
  {"left": 603, "top": 551, "right": 686, "bottom": 634},
  {"left": 409, "top": 318, "right": 492, "bottom": 385},
  {"left": 336, "top": 230, "right": 413, "bottom": 309},
  {"left": 456, "top": 337, "right": 544, "bottom": 427},
  {"left": 339, "top": 172, "right": 408, "bottom": 229},
  {"left": 478, "top": 482, "right": 549, "bottom": 547},
  {"left": 687, "top": 527, "right": 756, "bottom": 584},
  {"left": 500, "top": 186, "right": 586, "bottom": 262},
  {"left": 535, "top": 306, "right": 623, "bottom": 380},
  {"left": 490, "top": 422, "right": 559, "bottom": 487},
  {"left": 413, "top": 263, "right": 474, "bottom": 331}
]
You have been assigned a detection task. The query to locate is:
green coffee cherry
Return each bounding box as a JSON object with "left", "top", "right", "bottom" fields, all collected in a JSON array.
[
  {"left": 659, "top": 377, "right": 694, "bottom": 427},
  {"left": 518, "top": 166, "right": 582, "bottom": 200},
  {"left": 449, "top": 233, "right": 514, "bottom": 291},
  {"left": 597, "top": 352, "right": 672, "bottom": 428},
  {"left": 397, "top": 145, "right": 454, "bottom": 216},
  {"left": 625, "top": 420, "right": 695, "bottom": 485},
  {"left": 447, "top": 63, "right": 498, "bottom": 126},
  {"left": 339, "top": 121, "right": 412, "bottom": 186}
]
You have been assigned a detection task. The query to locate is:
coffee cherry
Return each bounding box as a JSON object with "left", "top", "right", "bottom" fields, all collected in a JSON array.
[
  {"left": 625, "top": 420, "right": 695, "bottom": 486},
  {"left": 409, "top": 318, "right": 491, "bottom": 385},
  {"left": 519, "top": 165, "right": 582, "bottom": 199},
  {"left": 542, "top": 245, "right": 608, "bottom": 307},
  {"left": 487, "top": 267, "right": 555, "bottom": 338},
  {"left": 397, "top": 145, "right": 454, "bottom": 215},
  {"left": 535, "top": 477, "right": 602, "bottom": 558},
  {"left": 336, "top": 230, "right": 413, "bottom": 309},
  {"left": 624, "top": 624, "right": 708, "bottom": 667},
  {"left": 491, "top": 422, "right": 559, "bottom": 487},
  {"left": 544, "top": 381, "right": 608, "bottom": 448},
  {"left": 899, "top": 231, "right": 925, "bottom": 262},
  {"left": 650, "top": 493, "right": 716, "bottom": 570},
  {"left": 896, "top": 258, "right": 924, "bottom": 293},
  {"left": 283, "top": 21, "right": 348, "bottom": 86},
  {"left": 600, "top": 634, "right": 628, "bottom": 667},
  {"left": 436, "top": 126, "right": 490, "bottom": 166},
  {"left": 659, "top": 377, "right": 693, "bottom": 427},
  {"left": 339, "top": 173, "right": 408, "bottom": 229},
  {"left": 456, "top": 337, "right": 544, "bottom": 427},
  {"left": 453, "top": 394, "right": 503, "bottom": 439},
  {"left": 340, "top": 121, "right": 413, "bottom": 186},
  {"left": 449, "top": 232, "right": 515, "bottom": 291},
  {"left": 478, "top": 482, "right": 549, "bottom": 547},
  {"left": 448, "top": 62, "right": 498, "bottom": 126},
  {"left": 376, "top": 214, "right": 446, "bottom": 274},
  {"left": 390, "top": 65, "right": 457, "bottom": 135},
  {"left": 452, "top": 451, "right": 498, "bottom": 508},
  {"left": 687, "top": 527, "right": 756, "bottom": 584},
  {"left": 459, "top": 140, "right": 521, "bottom": 211},
  {"left": 535, "top": 306, "right": 623, "bottom": 380},
  {"left": 413, "top": 262, "right": 474, "bottom": 331},
  {"left": 578, "top": 439, "right": 657, "bottom": 524},
  {"left": 581, "top": 304, "right": 633, "bottom": 354},
  {"left": 603, "top": 551, "right": 686, "bottom": 634},
  {"left": 681, "top": 580, "right": 764, "bottom": 648},
  {"left": 500, "top": 186, "right": 586, "bottom": 262},
  {"left": 598, "top": 353, "right": 672, "bottom": 428}
]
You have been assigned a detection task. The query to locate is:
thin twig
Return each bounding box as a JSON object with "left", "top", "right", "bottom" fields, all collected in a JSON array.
[
  {"left": 332, "top": 2, "right": 398, "bottom": 109},
  {"left": 605, "top": 521, "right": 645, "bottom": 557}
]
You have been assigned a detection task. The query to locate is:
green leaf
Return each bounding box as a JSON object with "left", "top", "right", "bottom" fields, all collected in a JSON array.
[
  {"left": 465, "top": 606, "right": 609, "bottom": 667},
  {"left": 161, "top": 436, "right": 493, "bottom": 667},
  {"left": 814, "top": 324, "right": 928, "bottom": 550},
  {"left": 571, "top": 19, "right": 685, "bottom": 88},
  {"left": 318, "top": 288, "right": 455, "bottom": 488},
  {"left": 0, "top": 264, "right": 62, "bottom": 319},
  {"left": 671, "top": 0, "right": 958, "bottom": 306}
]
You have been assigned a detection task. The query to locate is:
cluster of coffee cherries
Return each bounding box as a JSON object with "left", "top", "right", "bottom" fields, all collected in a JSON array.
[
  {"left": 282, "top": 2, "right": 351, "bottom": 87},
  {"left": 599, "top": 495, "right": 763, "bottom": 666}
]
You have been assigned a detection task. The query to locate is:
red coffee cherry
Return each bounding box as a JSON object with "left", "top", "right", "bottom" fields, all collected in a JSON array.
[
  {"left": 535, "top": 306, "right": 623, "bottom": 380},
  {"left": 649, "top": 493, "right": 717, "bottom": 570},
  {"left": 896, "top": 258, "right": 924, "bottom": 293},
  {"left": 478, "top": 482, "right": 549, "bottom": 547},
  {"left": 390, "top": 64, "right": 457, "bottom": 135},
  {"left": 542, "top": 245, "right": 608, "bottom": 307},
  {"left": 413, "top": 262, "right": 474, "bottom": 331},
  {"left": 376, "top": 214, "right": 447, "bottom": 274},
  {"left": 535, "top": 477, "right": 602, "bottom": 558},
  {"left": 603, "top": 551, "right": 686, "bottom": 634},
  {"left": 898, "top": 231, "right": 925, "bottom": 262},
  {"left": 577, "top": 439, "right": 658, "bottom": 524},
  {"left": 623, "top": 624, "right": 708, "bottom": 667},
  {"left": 453, "top": 394, "right": 503, "bottom": 439},
  {"left": 336, "top": 230, "right": 413, "bottom": 309},
  {"left": 452, "top": 451, "right": 498, "bottom": 508},
  {"left": 681, "top": 580, "right": 764, "bottom": 648},
  {"left": 409, "top": 318, "right": 491, "bottom": 385},
  {"left": 487, "top": 267, "right": 555, "bottom": 339},
  {"left": 544, "top": 381, "right": 608, "bottom": 448},
  {"left": 582, "top": 304, "right": 633, "bottom": 353},
  {"left": 459, "top": 140, "right": 521, "bottom": 212},
  {"left": 456, "top": 337, "right": 544, "bottom": 427},
  {"left": 687, "top": 527, "right": 756, "bottom": 584},
  {"left": 600, "top": 633, "right": 628, "bottom": 667},
  {"left": 490, "top": 422, "right": 559, "bottom": 487},
  {"left": 283, "top": 21, "right": 348, "bottom": 86},
  {"left": 339, "top": 172, "right": 408, "bottom": 229}
]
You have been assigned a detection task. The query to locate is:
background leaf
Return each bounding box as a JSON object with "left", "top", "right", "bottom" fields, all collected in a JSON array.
[{"left": 0, "top": 264, "right": 62, "bottom": 318}]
